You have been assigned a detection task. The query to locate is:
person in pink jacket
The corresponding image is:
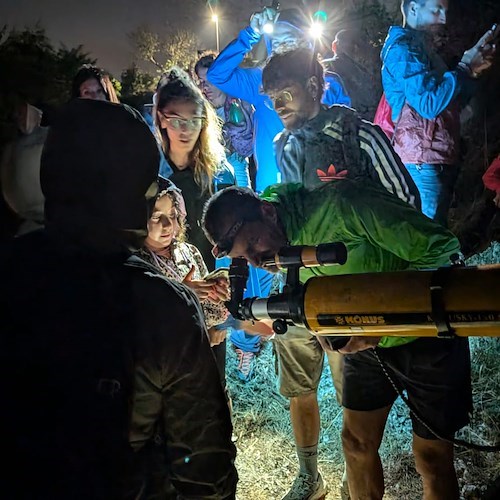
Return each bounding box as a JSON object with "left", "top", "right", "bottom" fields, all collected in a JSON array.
[{"left": 483, "top": 155, "right": 500, "bottom": 207}]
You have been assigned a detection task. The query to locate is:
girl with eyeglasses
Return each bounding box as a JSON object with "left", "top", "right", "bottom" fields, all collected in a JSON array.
[
  {"left": 154, "top": 67, "right": 235, "bottom": 271},
  {"left": 154, "top": 68, "right": 235, "bottom": 390}
]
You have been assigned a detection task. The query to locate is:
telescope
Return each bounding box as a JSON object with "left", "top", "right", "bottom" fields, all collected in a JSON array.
[{"left": 226, "top": 243, "right": 500, "bottom": 350}]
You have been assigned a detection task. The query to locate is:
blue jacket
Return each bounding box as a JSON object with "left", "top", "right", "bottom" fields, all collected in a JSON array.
[
  {"left": 207, "top": 26, "right": 351, "bottom": 192},
  {"left": 381, "top": 26, "right": 465, "bottom": 122},
  {"left": 381, "top": 26, "right": 472, "bottom": 164}
]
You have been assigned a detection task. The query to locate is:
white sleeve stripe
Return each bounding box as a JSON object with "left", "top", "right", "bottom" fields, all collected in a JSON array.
[
  {"left": 359, "top": 125, "right": 416, "bottom": 207},
  {"left": 324, "top": 123, "right": 397, "bottom": 193},
  {"left": 323, "top": 127, "right": 343, "bottom": 142},
  {"left": 322, "top": 121, "right": 417, "bottom": 208}
]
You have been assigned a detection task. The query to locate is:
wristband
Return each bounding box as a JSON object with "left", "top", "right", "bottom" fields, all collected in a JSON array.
[{"left": 458, "top": 61, "right": 479, "bottom": 79}]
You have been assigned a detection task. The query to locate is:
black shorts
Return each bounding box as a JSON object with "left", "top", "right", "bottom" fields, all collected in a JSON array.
[{"left": 342, "top": 338, "right": 472, "bottom": 440}]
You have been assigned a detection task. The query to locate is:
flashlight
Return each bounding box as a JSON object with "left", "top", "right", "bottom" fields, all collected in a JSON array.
[
  {"left": 310, "top": 10, "right": 328, "bottom": 40},
  {"left": 309, "top": 22, "right": 324, "bottom": 39},
  {"left": 263, "top": 23, "right": 274, "bottom": 34},
  {"left": 262, "top": 0, "right": 280, "bottom": 35}
]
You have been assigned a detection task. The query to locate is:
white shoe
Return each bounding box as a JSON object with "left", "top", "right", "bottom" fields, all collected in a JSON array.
[{"left": 282, "top": 472, "right": 327, "bottom": 500}]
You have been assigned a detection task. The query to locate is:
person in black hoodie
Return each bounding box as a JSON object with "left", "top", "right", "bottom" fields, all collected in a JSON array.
[{"left": 0, "top": 99, "right": 237, "bottom": 499}]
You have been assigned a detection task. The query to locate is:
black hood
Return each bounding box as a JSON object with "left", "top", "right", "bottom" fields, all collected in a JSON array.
[{"left": 41, "top": 99, "right": 159, "bottom": 253}]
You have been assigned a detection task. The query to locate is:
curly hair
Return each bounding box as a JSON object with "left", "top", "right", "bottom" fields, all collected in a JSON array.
[
  {"left": 262, "top": 47, "right": 325, "bottom": 94},
  {"left": 202, "top": 186, "right": 262, "bottom": 246},
  {"left": 154, "top": 67, "right": 225, "bottom": 194}
]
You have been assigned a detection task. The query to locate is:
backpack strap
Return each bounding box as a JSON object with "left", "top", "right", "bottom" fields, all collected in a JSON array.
[
  {"left": 340, "top": 109, "right": 361, "bottom": 169},
  {"left": 273, "top": 130, "right": 290, "bottom": 173}
]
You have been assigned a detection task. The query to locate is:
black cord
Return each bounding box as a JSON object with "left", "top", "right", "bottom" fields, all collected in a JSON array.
[{"left": 373, "top": 348, "right": 500, "bottom": 452}]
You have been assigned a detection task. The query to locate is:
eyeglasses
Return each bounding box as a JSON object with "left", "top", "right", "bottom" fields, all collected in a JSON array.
[
  {"left": 265, "top": 90, "right": 294, "bottom": 110},
  {"left": 211, "top": 219, "right": 246, "bottom": 259},
  {"left": 160, "top": 114, "right": 204, "bottom": 131}
]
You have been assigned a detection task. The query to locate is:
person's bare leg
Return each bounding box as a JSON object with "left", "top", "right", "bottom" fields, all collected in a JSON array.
[
  {"left": 342, "top": 406, "right": 391, "bottom": 500},
  {"left": 289, "top": 391, "right": 323, "bottom": 486},
  {"left": 326, "top": 351, "right": 350, "bottom": 498},
  {"left": 290, "top": 392, "right": 320, "bottom": 447},
  {"left": 413, "top": 433, "right": 459, "bottom": 500}
]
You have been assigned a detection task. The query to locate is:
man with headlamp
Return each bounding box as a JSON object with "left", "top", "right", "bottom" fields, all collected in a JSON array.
[{"left": 207, "top": 5, "right": 350, "bottom": 194}]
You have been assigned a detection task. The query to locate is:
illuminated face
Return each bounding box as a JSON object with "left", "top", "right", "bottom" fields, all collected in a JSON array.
[
  {"left": 222, "top": 205, "right": 287, "bottom": 271},
  {"left": 413, "top": 0, "right": 448, "bottom": 30},
  {"left": 79, "top": 78, "right": 107, "bottom": 101},
  {"left": 267, "top": 80, "right": 316, "bottom": 131},
  {"left": 145, "top": 194, "right": 179, "bottom": 250},
  {"left": 157, "top": 100, "right": 204, "bottom": 155},
  {"left": 196, "top": 67, "right": 226, "bottom": 108},
  {"left": 271, "top": 22, "right": 310, "bottom": 53}
]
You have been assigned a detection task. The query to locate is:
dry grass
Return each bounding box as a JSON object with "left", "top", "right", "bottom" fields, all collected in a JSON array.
[{"left": 226, "top": 243, "right": 500, "bottom": 499}]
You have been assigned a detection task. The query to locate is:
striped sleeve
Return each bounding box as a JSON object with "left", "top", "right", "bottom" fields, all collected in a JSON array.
[
  {"left": 274, "top": 131, "right": 304, "bottom": 184},
  {"left": 358, "top": 120, "right": 421, "bottom": 210}
]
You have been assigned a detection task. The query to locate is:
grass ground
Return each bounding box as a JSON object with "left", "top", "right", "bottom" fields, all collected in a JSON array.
[{"left": 226, "top": 243, "right": 500, "bottom": 499}]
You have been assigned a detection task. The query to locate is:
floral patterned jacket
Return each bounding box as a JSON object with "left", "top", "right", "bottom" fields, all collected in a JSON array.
[{"left": 138, "top": 242, "right": 229, "bottom": 329}]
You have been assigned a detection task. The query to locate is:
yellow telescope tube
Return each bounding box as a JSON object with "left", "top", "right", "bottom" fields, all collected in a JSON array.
[{"left": 303, "top": 264, "right": 500, "bottom": 337}]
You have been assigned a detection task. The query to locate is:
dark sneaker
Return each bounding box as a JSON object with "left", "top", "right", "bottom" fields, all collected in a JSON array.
[{"left": 282, "top": 472, "right": 327, "bottom": 500}]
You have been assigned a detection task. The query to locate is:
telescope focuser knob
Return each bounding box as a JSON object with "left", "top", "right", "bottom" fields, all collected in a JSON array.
[
  {"left": 273, "top": 319, "right": 288, "bottom": 335},
  {"left": 450, "top": 253, "right": 465, "bottom": 267}
]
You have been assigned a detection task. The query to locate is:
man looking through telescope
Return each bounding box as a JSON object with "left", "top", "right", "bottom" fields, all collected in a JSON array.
[{"left": 203, "top": 181, "right": 470, "bottom": 500}]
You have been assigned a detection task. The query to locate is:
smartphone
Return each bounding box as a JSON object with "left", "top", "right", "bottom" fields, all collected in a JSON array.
[
  {"left": 204, "top": 268, "right": 229, "bottom": 281},
  {"left": 491, "top": 23, "right": 500, "bottom": 42},
  {"left": 480, "top": 23, "right": 500, "bottom": 54}
]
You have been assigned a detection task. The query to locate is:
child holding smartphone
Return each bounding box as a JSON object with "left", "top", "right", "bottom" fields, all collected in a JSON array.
[{"left": 138, "top": 179, "right": 230, "bottom": 351}]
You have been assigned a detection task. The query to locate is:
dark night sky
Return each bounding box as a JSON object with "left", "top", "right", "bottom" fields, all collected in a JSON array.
[{"left": 0, "top": 0, "right": 264, "bottom": 76}]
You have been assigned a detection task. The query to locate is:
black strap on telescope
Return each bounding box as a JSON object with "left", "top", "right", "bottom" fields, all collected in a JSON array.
[{"left": 430, "top": 268, "right": 457, "bottom": 338}]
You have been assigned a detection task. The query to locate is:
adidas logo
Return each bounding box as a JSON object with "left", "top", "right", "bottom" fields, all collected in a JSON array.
[{"left": 316, "top": 164, "right": 348, "bottom": 182}]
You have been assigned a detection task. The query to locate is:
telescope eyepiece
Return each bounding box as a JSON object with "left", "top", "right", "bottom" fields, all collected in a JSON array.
[{"left": 263, "top": 242, "right": 347, "bottom": 270}]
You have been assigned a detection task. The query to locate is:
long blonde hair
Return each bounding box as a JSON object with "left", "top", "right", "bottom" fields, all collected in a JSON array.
[{"left": 154, "top": 67, "right": 225, "bottom": 194}]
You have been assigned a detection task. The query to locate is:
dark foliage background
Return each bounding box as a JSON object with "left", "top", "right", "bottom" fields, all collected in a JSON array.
[
  {"left": 0, "top": 26, "right": 95, "bottom": 238},
  {"left": 1, "top": 0, "right": 500, "bottom": 248}
]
